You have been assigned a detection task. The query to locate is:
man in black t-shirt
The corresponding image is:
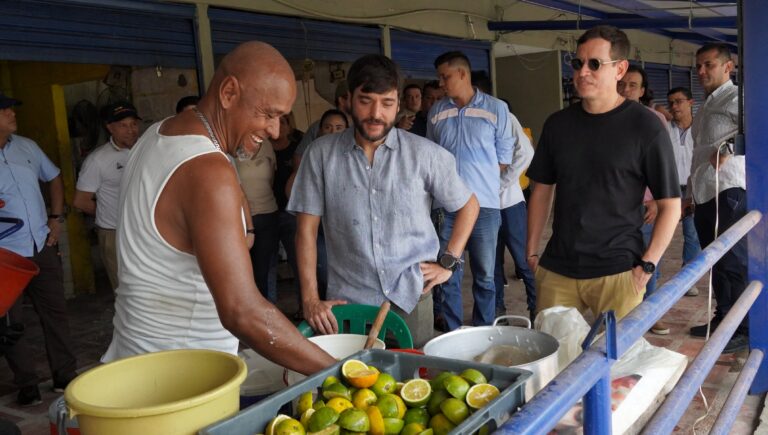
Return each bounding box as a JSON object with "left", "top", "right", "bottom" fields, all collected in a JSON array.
[{"left": 526, "top": 26, "right": 681, "bottom": 320}]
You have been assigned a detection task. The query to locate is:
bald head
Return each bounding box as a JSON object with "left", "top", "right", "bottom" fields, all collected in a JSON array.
[{"left": 200, "top": 41, "right": 297, "bottom": 156}]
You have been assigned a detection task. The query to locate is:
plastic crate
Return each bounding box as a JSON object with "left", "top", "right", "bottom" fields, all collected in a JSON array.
[{"left": 200, "top": 348, "right": 532, "bottom": 435}]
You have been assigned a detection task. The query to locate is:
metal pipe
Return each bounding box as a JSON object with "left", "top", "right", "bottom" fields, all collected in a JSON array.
[
  {"left": 613, "top": 211, "right": 761, "bottom": 356},
  {"left": 583, "top": 375, "right": 612, "bottom": 435},
  {"left": 710, "top": 349, "right": 765, "bottom": 435},
  {"left": 642, "top": 280, "right": 763, "bottom": 434},
  {"left": 487, "top": 16, "right": 736, "bottom": 32},
  {"left": 495, "top": 351, "right": 612, "bottom": 435}
]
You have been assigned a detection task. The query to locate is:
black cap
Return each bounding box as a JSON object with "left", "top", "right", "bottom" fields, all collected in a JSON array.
[
  {"left": 104, "top": 101, "right": 141, "bottom": 124},
  {"left": 0, "top": 92, "right": 21, "bottom": 109}
]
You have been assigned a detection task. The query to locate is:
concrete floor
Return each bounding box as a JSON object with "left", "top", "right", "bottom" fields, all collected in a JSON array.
[{"left": 0, "top": 222, "right": 764, "bottom": 434}]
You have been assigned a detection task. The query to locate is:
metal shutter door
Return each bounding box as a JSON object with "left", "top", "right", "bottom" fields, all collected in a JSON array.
[
  {"left": 390, "top": 29, "right": 491, "bottom": 80},
  {"left": 0, "top": 0, "right": 197, "bottom": 68},
  {"left": 208, "top": 8, "right": 381, "bottom": 62}
]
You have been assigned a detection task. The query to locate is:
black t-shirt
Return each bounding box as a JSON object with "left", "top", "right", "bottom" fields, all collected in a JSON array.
[
  {"left": 527, "top": 100, "right": 680, "bottom": 279},
  {"left": 273, "top": 130, "right": 303, "bottom": 211}
]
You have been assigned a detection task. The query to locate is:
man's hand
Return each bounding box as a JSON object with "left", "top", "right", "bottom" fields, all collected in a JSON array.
[
  {"left": 681, "top": 197, "right": 694, "bottom": 220},
  {"left": 397, "top": 115, "right": 415, "bottom": 131},
  {"left": 631, "top": 266, "right": 651, "bottom": 296},
  {"left": 303, "top": 298, "right": 347, "bottom": 336},
  {"left": 527, "top": 255, "right": 539, "bottom": 274},
  {"left": 420, "top": 262, "right": 452, "bottom": 294},
  {"left": 46, "top": 218, "right": 62, "bottom": 246},
  {"left": 643, "top": 200, "right": 658, "bottom": 224}
]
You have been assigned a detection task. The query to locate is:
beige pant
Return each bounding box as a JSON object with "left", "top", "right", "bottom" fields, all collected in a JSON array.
[
  {"left": 97, "top": 228, "right": 118, "bottom": 290},
  {"left": 392, "top": 292, "right": 434, "bottom": 349},
  {"left": 535, "top": 266, "right": 644, "bottom": 320}
]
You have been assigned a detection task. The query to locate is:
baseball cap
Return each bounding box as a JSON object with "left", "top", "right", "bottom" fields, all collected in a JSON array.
[
  {"left": 0, "top": 92, "right": 21, "bottom": 109},
  {"left": 104, "top": 101, "right": 141, "bottom": 124}
]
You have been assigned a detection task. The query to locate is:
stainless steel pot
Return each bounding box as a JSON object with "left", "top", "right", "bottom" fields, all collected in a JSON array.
[{"left": 422, "top": 315, "right": 558, "bottom": 400}]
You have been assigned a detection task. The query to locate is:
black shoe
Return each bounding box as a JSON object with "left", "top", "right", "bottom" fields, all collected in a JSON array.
[
  {"left": 17, "top": 385, "right": 42, "bottom": 407},
  {"left": 690, "top": 319, "right": 721, "bottom": 337},
  {"left": 52, "top": 372, "right": 78, "bottom": 393},
  {"left": 723, "top": 334, "right": 749, "bottom": 354}
]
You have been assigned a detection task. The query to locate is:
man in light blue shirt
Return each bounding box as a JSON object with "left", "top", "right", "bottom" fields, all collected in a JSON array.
[
  {"left": 0, "top": 92, "right": 77, "bottom": 406},
  {"left": 427, "top": 51, "right": 514, "bottom": 330},
  {"left": 289, "top": 54, "right": 479, "bottom": 347}
]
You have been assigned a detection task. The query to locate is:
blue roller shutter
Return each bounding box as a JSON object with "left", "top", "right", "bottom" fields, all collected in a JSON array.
[
  {"left": 391, "top": 29, "right": 491, "bottom": 80},
  {"left": 0, "top": 0, "right": 197, "bottom": 68},
  {"left": 644, "top": 62, "right": 669, "bottom": 107},
  {"left": 208, "top": 8, "right": 381, "bottom": 62},
  {"left": 671, "top": 67, "right": 692, "bottom": 91},
  {"left": 692, "top": 74, "right": 707, "bottom": 113}
]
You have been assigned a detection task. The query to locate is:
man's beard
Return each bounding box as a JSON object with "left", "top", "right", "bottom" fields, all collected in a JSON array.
[{"left": 351, "top": 112, "right": 394, "bottom": 143}]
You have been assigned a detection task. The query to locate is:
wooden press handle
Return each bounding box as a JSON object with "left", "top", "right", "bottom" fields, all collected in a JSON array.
[{"left": 364, "top": 301, "right": 391, "bottom": 349}]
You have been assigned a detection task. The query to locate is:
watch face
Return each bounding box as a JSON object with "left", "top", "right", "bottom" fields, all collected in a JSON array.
[
  {"left": 439, "top": 254, "right": 456, "bottom": 270},
  {"left": 642, "top": 262, "right": 655, "bottom": 274}
]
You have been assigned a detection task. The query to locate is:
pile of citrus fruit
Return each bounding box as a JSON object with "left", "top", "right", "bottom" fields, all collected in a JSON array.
[{"left": 260, "top": 360, "right": 502, "bottom": 435}]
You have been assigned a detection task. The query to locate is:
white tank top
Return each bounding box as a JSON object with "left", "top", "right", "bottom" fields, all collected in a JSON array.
[{"left": 102, "top": 121, "right": 240, "bottom": 362}]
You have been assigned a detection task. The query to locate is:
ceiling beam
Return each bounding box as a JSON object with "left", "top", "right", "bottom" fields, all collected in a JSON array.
[{"left": 599, "top": 0, "right": 735, "bottom": 44}]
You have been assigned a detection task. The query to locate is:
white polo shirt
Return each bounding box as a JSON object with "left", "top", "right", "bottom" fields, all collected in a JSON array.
[{"left": 76, "top": 138, "right": 131, "bottom": 229}]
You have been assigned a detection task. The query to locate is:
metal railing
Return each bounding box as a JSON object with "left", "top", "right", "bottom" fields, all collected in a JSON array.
[{"left": 496, "top": 210, "right": 763, "bottom": 435}]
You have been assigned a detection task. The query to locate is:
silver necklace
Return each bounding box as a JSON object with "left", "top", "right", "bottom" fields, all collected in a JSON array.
[{"left": 193, "top": 108, "right": 222, "bottom": 151}]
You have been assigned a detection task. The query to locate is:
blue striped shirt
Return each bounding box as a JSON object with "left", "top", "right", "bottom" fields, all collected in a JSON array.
[
  {"left": 287, "top": 127, "right": 472, "bottom": 313},
  {"left": 427, "top": 89, "right": 514, "bottom": 208}
]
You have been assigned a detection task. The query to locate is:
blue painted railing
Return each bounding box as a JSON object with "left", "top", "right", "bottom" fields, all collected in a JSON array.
[{"left": 496, "top": 210, "right": 763, "bottom": 435}]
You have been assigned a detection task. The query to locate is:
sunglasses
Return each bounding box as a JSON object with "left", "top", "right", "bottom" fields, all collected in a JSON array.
[{"left": 570, "top": 58, "right": 621, "bottom": 71}]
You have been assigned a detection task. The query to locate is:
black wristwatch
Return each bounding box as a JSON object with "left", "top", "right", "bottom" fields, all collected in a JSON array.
[
  {"left": 438, "top": 251, "right": 461, "bottom": 272},
  {"left": 636, "top": 260, "right": 656, "bottom": 275}
]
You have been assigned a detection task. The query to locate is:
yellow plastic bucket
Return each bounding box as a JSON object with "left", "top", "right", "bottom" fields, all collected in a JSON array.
[{"left": 63, "top": 349, "right": 246, "bottom": 435}]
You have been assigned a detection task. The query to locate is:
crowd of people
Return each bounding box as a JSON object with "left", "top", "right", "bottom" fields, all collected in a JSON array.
[{"left": 0, "top": 25, "right": 747, "bottom": 414}]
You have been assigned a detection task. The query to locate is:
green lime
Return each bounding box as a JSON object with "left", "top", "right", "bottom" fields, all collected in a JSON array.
[
  {"left": 266, "top": 414, "right": 291, "bottom": 435},
  {"left": 337, "top": 408, "right": 370, "bottom": 433},
  {"left": 443, "top": 375, "right": 470, "bottom": 400},
  {"left": 297, "top": 391, "right": 315, "bottom": 416},
  {"left": 401, "top": 422, "right": 426, "bottom": 435},
  {"left": 465, "top": 383, "right": 501, "bottom": 409},
  {"left": 418, "top": 429, "right": 434, "bottom": 435},
  {"left": 383, "top": 418, "right": 405, "bottom": 435},
  {"left": 400, "top": 379, "right": 432, "bottom": 407},
  {"left": 300, "top": 409, "right": 316, "bottom": 430},
  {"left": 371, "top": 373, "right": 397, "bottom": 397},
  {"left": 352, "top": 388, "right": 378, "bottom": 410},
  {"left": 323, "top": 383, "right": 352, "bottom": 401},
  {"left": 313, "top": 399, "right": 326, "bottom": 411},
  {"left": 459, "top": 368, "right": 487, "bottom": 385},
  {"left": 428, "top": 413, "right": 456, "bottom": 435},
  {"left": 307, "top": 424, "right": 340, "bottom": 435},
  {"left": 403, "top": 408, "right": 430, "bottom": 427},
  {"left": 426, "top": 390, "right": 449, "bottom": 416},
  {"left": 428, "top": 372, "right": 454, "bottom": 392},
  {"left": 275, "top": 418, "right": 306, "bottom": 435},
  {"left": 375, "top": 394, "right": 400, "bottom": 418},
  {"left": 308, "top": 406, "right": 339, "bottom": 432},
  {"left": 323, "top": 376, "right": 341, "bottom": 389},
  {"left": 439, "top": 398, "right": 469, "bottom": 425}
]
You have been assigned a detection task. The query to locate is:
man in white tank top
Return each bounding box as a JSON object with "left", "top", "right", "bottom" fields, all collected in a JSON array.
[{"left": 102, "top": 41, "right": 336, "bottom": 375}]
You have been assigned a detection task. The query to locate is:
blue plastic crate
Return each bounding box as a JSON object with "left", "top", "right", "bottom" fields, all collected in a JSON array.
[{"left": 201, "top": 349, "right": 532, "bottom": 435}]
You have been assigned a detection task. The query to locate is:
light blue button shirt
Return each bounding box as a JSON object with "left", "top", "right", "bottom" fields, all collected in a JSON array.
[
  {"left": 427, "top": 89, "right": 514, "bottom": 209},
  {"left": 0, "top": 135, "right": 60, "bottom": 256},
  {"left": 287, "top": 127, "right": 472, "bottom": 313}
]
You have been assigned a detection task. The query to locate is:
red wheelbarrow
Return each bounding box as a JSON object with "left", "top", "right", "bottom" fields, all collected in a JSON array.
[{"left": 0, "top": 217, "right": 40, "bottom": 316}]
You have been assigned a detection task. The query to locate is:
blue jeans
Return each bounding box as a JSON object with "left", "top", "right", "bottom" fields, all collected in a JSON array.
[
  {"left": 438, "top": 207, "right": 501, "bottom": 330},
  {"left": 494, "top": 202, "right": 536, "bottom": 314},
  {"left": 682, "top": 213, "right": 701, "bottom": 265},
  {"left": 268, "top": 211, "right": 299, "bottom": 303},
  {"left": 641, "top": 222, "right": 661, "bottom": 298}
]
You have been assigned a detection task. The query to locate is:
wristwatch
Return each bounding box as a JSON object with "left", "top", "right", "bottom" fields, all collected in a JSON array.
[
  {"left": 636, "top": 260, "right": 656, "bottom": 275},
  {"left": 438, "top": 251, "right": 461, "bottom": 272},
  {"left": 48, "top": 214, "right": 65, "bottom": 223}
]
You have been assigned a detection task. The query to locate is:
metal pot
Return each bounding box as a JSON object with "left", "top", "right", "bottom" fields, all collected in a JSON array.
[{"left": 422, "top": 315, "right": 558, "bottom": 400}]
